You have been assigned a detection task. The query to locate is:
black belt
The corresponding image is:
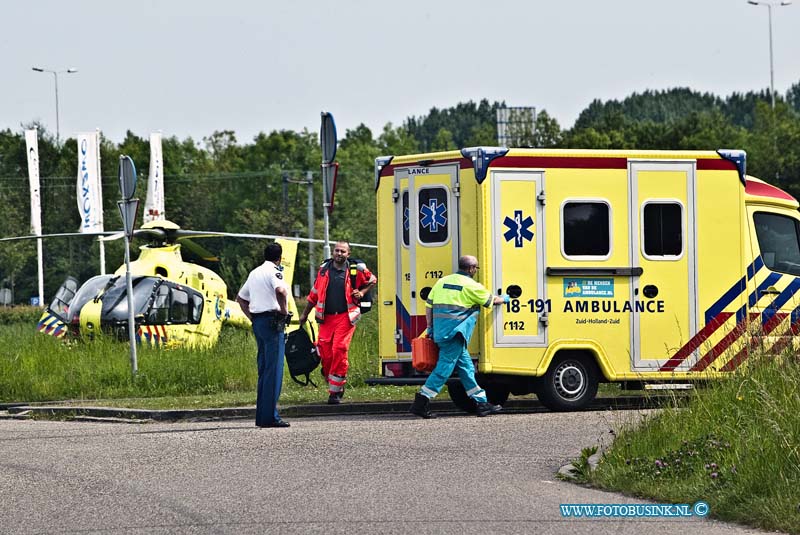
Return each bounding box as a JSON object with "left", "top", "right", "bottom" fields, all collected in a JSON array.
[{"left": 252, "top": 311, "right": 281, "bottom": 317}]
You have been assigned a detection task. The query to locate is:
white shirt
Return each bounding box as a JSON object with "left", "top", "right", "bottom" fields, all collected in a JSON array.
[{"left": 238, "top": 261, "right": 288, "bottom": 313}]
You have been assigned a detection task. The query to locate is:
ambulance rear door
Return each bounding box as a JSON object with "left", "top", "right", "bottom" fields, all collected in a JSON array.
[
  {"left": 629, "top": 160, "right": 698, "bottom": 368},
  {"left": 394, "top": 164, "right": 460, "bottom": 354},
  {"left": 491, "top": 170, "right": 547, "bottom": 346}
]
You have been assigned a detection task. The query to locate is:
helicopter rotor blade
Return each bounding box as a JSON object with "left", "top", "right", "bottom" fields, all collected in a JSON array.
[
  {"left": 0, "top": 231, "right": 116, "bottom": 243},
  {"left": 1, "top": 223, "right": 377, "bottom": 249},
  {"left": 98, "top": 232, "right": 125, "bottom": 242},
  {"left": 171, "top": 230, "right": 377, "bottom": 249}
]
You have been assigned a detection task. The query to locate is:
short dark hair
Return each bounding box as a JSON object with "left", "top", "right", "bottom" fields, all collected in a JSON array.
[{"left": 264, "top": 242, "right": 282, "bottom": 262}]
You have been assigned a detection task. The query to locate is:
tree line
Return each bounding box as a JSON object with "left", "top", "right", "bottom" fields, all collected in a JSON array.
[{"left": 1, "top": 81, "right": 799, "bottom": 303}]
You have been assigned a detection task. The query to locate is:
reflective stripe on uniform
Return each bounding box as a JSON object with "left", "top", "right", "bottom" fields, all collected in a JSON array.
[
  {"left": 421, "top": 386, "right": 438, "bottom": 399},
  {"left": 466, "top": 385, "right": 485, "bottom": 398},
  {"left": 328, "top": 374, "right": 346, "bottom": 387}
]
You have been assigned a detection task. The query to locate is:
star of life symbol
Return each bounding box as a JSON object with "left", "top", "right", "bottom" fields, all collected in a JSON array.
[
  {"left": 420, "top": 199, "right": 447, "bottom": 233},
  {"left": 503, "top": 210, "right": 534, "bottom": 247},
  {"left": 403, "top": 206, "right": 410, "bottom": 231}
]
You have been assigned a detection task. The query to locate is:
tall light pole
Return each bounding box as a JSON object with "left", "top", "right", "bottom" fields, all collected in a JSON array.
[
  {"left": 747, "top": 1, "right": 792, "bottom": 109},
  {"left": 31, "top": 66, "right": 78, "bottom": 143}
]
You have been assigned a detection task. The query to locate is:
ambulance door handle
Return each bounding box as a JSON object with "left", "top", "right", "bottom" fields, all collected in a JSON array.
[
  {"left": 411, "top": 291, "right": 416, "bottom": 298},
  {"left": 642, "top": 285, "right": 658, "bottom": 299},
  {"left": 760, "top": 286, "right": 780, "bottom": 296}
]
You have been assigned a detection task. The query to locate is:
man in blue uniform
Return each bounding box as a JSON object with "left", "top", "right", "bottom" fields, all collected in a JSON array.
[
  {"left": 237, "top": 242, "right": 291, "bottom": 428},
  {"left": 410, "top": 255, "right": 508, "bottom": 419}
]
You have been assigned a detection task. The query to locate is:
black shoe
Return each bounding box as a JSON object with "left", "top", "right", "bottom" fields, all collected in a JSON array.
[
  {"left": 258, "top": 419, "right": 290, "bottom": 428},
  {"left": 410, "top": 393, "right": 436, "bottom": 419},
  {"left": 327, "top": 393, "right": 341, "bottom": 405},
  {"left": 476, "top": 402, "right": 502, "bottom": 417}
]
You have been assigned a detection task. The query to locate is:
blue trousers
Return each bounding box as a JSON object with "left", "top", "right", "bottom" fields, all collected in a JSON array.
[
  {"left": 421, "top": 334, "right": 487, "bottom": 403},
  {"left": 252, "top": 315, "right": 285, "bottom": 426}
]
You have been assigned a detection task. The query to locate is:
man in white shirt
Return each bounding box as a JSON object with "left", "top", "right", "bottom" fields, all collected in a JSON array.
[{"left": 236, "top": 242, "right": 290, "bottom": 428}]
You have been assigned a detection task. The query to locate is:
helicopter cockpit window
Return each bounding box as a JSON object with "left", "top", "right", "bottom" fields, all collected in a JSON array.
[
  {"left": 191, "top": 294, "right": 203, "bottom": 323},
  {"left": 171, "top": 289, "right": 190, "bottom": 324},
  {"left": 48, "top": 277, "right": 79, "bottom": 320},
  {"left": 68, "top": 275, "right": 115, "bottom": 324},
  {"left": 102, "top": 277, "right": 160, "bottom": 320},
  {"left": 149, "top": 284, "right": 170, "bottom": 324}
]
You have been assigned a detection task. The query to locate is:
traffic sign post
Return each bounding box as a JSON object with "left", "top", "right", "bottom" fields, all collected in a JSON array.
[
  {"left": 118, "top": 155, "right": 139, "bottom": 376},
  {"left": 320, "top": 112, "right": 338, "bottom": 260}
]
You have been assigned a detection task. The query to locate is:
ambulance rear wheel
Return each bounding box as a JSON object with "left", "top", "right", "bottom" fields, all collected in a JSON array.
[
  {"left": 538, "top": 354, "right": 599, "bottom": 411},
  {"left": 447, "top": 382, "right": 477, "bottom": 414}
]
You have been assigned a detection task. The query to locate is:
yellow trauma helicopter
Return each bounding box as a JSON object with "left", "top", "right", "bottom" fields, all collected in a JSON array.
[{"left": 17, "top": 220, "right": 309, "bottom": 348}]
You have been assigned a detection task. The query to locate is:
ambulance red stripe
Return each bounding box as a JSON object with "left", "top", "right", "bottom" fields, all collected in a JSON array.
[
  {"left": 720, "top": 346, "right": 749, "bottom": 372},
  {"left": 690, "top": 319, "right": 750, "bottom": 372},
  {"left": 380, "top": 155, "right": 737, "bottom": 178},
  {"left": 659, "top": 312, "right": 732, "bottom": 371}
]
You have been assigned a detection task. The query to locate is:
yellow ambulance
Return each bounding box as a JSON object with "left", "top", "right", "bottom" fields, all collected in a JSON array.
[{"left": 371, "top": 147, "right": 800, "bottom": 411}]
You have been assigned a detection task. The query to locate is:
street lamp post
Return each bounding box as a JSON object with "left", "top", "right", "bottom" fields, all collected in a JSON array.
[
  {"left": 747, "top": 1, "right": 792, "bottom": 109},
  {"left": 31, "top": 67, "right": 78, "bottom": 143}
]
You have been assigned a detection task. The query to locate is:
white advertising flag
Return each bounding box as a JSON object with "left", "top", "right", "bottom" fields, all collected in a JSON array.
[
  {"left": 76, "top": 132, "right": 104, "bottom": 233},
  {"left": 25, "top": 129, "right": 42, "bottom": 236},
  {"left": 144, "top": 132, "right": 165, "bottom": 223}
]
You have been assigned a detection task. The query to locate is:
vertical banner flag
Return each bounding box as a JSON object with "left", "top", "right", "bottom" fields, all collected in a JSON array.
[
  {"left": 144, "top": 132, "right": 164, "bottom": 223},
  {"left": 76, "top": 132, "right": 104, "bottom": 233},
  {"left": 25, "top": 129, "right": 42, "bottom": 235}
]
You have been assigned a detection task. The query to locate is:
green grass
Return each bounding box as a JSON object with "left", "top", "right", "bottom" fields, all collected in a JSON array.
[
  {"left": 588, "top": 351, "right": 800, "bottom": 534},
  {"left": 0, "top": 313, "right": 416, "bottom": 406}
]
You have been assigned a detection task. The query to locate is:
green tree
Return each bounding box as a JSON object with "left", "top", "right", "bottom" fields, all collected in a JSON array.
[
  {"left": 431, "top": 127, "right": 456, "bottom": 151},
  {"left": 532, "top": 110, "right": 563, "bottom": 147}
]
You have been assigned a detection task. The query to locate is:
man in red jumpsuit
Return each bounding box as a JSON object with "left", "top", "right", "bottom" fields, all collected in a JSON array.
[{"left": 299, "top": 241, "right": 377, "bottom": 404}]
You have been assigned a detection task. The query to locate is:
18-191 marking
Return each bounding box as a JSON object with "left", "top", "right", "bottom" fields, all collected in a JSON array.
[{"left": 505, "top": 298, "right": 551, "bottom": 313}]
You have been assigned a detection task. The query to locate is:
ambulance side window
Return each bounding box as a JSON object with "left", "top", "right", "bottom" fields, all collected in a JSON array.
[
  {"left": 753, "top": 212, "right": 800, "bottom": 276},
  {"left": 402, "top": 190, "right": 409, "bottom": 247},
  {"left": 643, "top": 202, "right": 683, "bottom": 257},
  {"left": 418, "top": 187, "right": 449, "bottom": 246},
  {"left": 561, "top": 200, "right": 611, "bottom": 259}
]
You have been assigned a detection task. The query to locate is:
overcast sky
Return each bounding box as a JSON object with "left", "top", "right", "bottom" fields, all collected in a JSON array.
[{"left": 3, "top": 0, "right": 800, "bottom": 145}]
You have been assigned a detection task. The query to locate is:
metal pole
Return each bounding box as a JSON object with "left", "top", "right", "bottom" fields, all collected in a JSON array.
[
  {"left": 322, "top": 164, "right": 331, "bottom": 261},
  {"left": 768, "top": 3, "right": 775, "bottom": 108},
  {"left": 749, "top": 1, "right": 793, "bottom": 108},
  {"left": 306, "top": 170, "right": 315, "bottom": 286},
  {"left": 323, "top": 211, "right": 331, "bottom": 260},
  {"left": 36, "top": 238, "right": 44, "bottom": 307},
  {"left": 33, "top": 67, "right": 77, "bottom": 145},
  {"left": 282, "top": 171, "right": 289, "bottom": 220},
  {"left": 96, "top": 129, "right": 106, "bottom": 274},
  {"left": 53, "top": 72, "right": 60, "bottom": 144},
  {"left": 124, "top": 234, "right": 138, "bottom": 375}
]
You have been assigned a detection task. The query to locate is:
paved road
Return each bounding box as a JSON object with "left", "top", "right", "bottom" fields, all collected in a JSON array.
[{"left": 0, "top": 411, "right": 769, "bottom": 534}]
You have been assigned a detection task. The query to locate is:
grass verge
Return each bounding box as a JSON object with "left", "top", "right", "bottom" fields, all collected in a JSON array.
[
  {"left": 0, "top": 313, "right": 422, "bottom": 407},
  {"left": 587, "top": 352, "right": 800, "bottom": 534}
]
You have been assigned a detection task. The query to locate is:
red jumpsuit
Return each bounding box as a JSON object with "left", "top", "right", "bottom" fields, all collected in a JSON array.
[{"left": 306, "top": 260, "right": 376, "bottom": 395}]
